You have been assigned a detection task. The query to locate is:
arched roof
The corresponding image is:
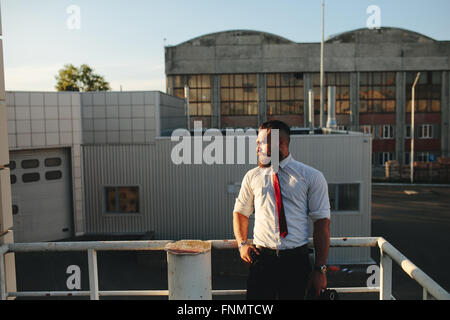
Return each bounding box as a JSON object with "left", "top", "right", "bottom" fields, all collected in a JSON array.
[
  {"left": 175, "top": 30, "right": 295, "bottom": 47},
  {"left": 326, "top": 27, "right": 436, "bottom": 44}
]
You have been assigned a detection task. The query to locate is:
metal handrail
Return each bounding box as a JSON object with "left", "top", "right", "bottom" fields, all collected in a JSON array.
[{"left": 0, "top": 237, "right": 449, "bottom": 300}]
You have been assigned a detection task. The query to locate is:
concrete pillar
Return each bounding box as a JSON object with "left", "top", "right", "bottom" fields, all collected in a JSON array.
[
  {"left": 441, "top": 71, "right": 449, "bottom": 157},
  {"left": 165, "top": 240, "right": 212, "bottom": 300},
  {"left": 350, "top": 72, "right": 360, "bottom": 131},
  {"left": 257, "top": 73, "right": 267, "bottom": 126},
  {"left": 211, "top": 75, "right": 221, "bottom": 129},
  {"left": 396, "top": 72, "right": 406, "bottom": 165}
]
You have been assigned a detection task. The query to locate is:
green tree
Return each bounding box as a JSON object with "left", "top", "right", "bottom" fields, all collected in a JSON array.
[{"left": 55, "top": 64, "right": 111, "bottom": 92}]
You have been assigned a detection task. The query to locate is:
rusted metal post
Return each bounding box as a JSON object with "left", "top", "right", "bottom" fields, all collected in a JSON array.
[
  {"left": 87, "top": 249, "right": 99, "bottom": 300},
  {"left": 165, "top": 240, "right": 212, "bottom": 300}
]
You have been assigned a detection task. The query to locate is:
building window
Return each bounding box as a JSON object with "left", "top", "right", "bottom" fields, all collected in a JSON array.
[
  {"left": 45, "top": 171, "right": 63, "bottom": 181},
  {"left": 328, "top": 184, "right": 359, "bottom": 211},
  {"left": 9, "top": 161, "right": 16, "bottom": 170},
  {"left": 266, "top": 73, "right": 304, "bottom": 116},
  {"left": 381, "top": 152, "right": 394, "bottom": 166},
  {"left": 21, "top": 159, "right": 39, "bottom": 169},
  {"left": 313, "top": 73, "right": 350, "bottom": 115},
  {"left": 188, "top": 75, "right": 212, "bottom": 116},
  {"left": 360, "top": 125, "right": 374, "bottom": 137},
  {"left": 45, "top": 158, "right": 62, "bottom": 167},
  {"left": 405, "top": 152, "right": 410, "bottom": 165},
  {"left": 105, "top": 186, "right": 140, "bottom": 214},
  {"left": 221, "top": 74, "right": 258, "bottom": 116},
  {"left": 406, "top": 71, "right": 441, "bottom": 113},
  {"left": 380, "top": 125, "right": 394, "bottom": 139},
  {"left": 360, "top": 72, "right": 396, "bottom": 113},
  {"left": 166, "top": 75, "right": 212, "bottom": 116},
  {"left": 405, "top": 125, "right": 411, "bottom": 139},
  {"left": 10, "top": 175, "right": 16, "bottom": 184},
  {"left": 374, "top": 152, "right": 395, "bottom": 166},
  {"left": 22, "top": 172, "right": 40, "bottom": 183},
  {"left": 418, "top": 124, "right": 433, "bottom": 139}
]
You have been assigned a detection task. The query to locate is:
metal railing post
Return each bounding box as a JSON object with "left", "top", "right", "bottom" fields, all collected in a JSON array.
[
  {"left": 87, "top": 249, "right": 99, "bottom": 300},
  {"left": 0, "top": 251, "right": 6, "bottom": 300},
  {"left": 379, "top": 244, "right": 393, "bottom": 300},
  {"left": 165, "top": 240, "right": 212, "bottom": 300}
]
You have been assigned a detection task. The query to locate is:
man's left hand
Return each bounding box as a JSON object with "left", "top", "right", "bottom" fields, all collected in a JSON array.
[{"left": 311, "top": 270, "right": 327, "bottom": 296}]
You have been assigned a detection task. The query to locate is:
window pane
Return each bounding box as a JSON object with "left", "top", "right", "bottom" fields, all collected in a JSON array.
[
  {"left": 106, "top": 187, "right": 117, "bottom": 212},
  {"left": 45, "top": 170, "right": 62, "bottom": 180},
  {"left": 234, "top": 88, "right": 244, "bottom": 101},
  {"left": 45, "top": 157, "right": 62, "bottom": 167},
  {"left": 234, "top": 75, "right": 243, "bottom": 87},
  {"left": 201, "top": 103, "right": 212, "bottom": 116},
  {"left": 22, "top": 172, "right": 40, "bottom": 183},
  {"left": 328, "top": 184, "right": 337, "bottom": 211},
  {"left": 118, "top": 187, "right": 139, "bottom": 213},
  {"left": 432, "top": 72, "right": 441, "bottom": 85},
  {"left": 385, "top": 100, "right": 395, "bottom": 113},
  {"left": 431, "top": 100, "right": 440, "bottom": 112},
  {"left": 267, "top": 88, "right": 277, "bottom": 101},
  {"left": 12, "top": 205, "right": 19, "bottom": 215},
  {"left": 10, "top": 175, "right": 16, "bottom": 184},
  {"left": 9, "top": 161, "right": 16, "bottom": 170},
  {"left": 201, "top": 75, "right": 211, "bottom": 87},
  {"left": 221, "top": 74, "right": 229, "bottom": 87},
  {"left": 21, "top": 159, "right": 39, "bottom": 169},
  {"left": 338, "top": 184, "right": 359, "bottom": 211},
  {"left": 267, "top": 74, "right": 277, "bottom": 87},
  {"left": 174, "top": 75, "right": 183, "bottom": 88},
  {"left": 385, "top": 72, "right": 396, "bottom": 86},
  {"left": 248, "top": 102, "right": 258, "bottom": 115}
]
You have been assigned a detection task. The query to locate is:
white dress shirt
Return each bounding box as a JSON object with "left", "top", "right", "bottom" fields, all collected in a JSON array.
[{"left": 233, "top": 153, "right": 331, "bottom": 250}]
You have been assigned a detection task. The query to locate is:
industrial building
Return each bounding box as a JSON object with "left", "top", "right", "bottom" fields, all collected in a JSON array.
[{"left": 165, "top": 28, "right": 450, "bottom": 175}]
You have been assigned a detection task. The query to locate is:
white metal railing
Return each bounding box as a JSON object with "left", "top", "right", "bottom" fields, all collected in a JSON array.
[{"left": 0, "top": 237, "right": 449, "bottom": 300}]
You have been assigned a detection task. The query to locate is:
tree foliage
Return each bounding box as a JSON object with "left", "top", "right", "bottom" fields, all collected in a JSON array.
[{"left": 55, "top": 64, "right": 111, "bottom": 92}]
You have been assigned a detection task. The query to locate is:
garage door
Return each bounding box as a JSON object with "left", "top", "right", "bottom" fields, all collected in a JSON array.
[{"left": 9, "top": 148, "right": 73, "bottom": 242}]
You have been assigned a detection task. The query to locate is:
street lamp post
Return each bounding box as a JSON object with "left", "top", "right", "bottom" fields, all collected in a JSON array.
[{"left": 410, "top": 72, "right": 421, "bottom": 184}]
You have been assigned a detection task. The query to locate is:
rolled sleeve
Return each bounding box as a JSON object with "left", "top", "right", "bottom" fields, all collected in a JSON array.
[
  {"left": 308, "top": 172, "right": 331, "bottom": 222},
  {"left": 233, "top": 172, "right": 254, "bottom": 217}
]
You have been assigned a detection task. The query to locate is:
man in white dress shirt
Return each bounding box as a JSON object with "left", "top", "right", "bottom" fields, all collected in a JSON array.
[{"left": 233, "top": 120, "right": 331, "bottom": 300}]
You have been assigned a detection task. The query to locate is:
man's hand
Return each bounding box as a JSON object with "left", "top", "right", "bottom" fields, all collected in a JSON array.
[
  {"left": 239, "top": 244, "right": 260, "bottom": 264},
  {"left": 311, "top": 270, "right": 327, "bottom": 296}
]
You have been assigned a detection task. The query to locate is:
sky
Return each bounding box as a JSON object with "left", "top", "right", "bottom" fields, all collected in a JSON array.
[{"left": 1, "top": 0, "right": 450, "bottom": 92}]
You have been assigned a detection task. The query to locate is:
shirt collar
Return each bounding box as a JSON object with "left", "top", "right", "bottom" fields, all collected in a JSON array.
[{"left": 279, "top": 153, "right": 293, "bottom": 169}]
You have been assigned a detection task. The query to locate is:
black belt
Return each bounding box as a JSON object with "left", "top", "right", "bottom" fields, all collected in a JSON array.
[{"left": 255, "top": 244, "right": 309, "bottom": 257}]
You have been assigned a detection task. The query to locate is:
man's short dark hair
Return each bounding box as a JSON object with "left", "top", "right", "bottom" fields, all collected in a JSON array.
[{"left": 259, "top": 120, "right": 291, "bottom": 143}]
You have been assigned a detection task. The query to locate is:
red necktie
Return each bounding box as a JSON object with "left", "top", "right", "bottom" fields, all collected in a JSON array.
[{"left": 273, "top": 172, "right": 288, "bottom": 238}]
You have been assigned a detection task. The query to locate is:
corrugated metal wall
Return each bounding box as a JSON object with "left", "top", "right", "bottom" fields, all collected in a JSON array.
[{"left": 82, "top": 133, "right": 372, "bottom": 264}]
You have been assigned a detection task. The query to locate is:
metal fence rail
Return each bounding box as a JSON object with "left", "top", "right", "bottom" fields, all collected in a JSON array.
[{"left": 0, "top": 237, "right": 449, "bottom": 300}]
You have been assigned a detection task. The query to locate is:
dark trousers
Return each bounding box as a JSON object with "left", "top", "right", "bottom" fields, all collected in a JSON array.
[{"left": 246, "top": 247, "right": 312, "bottom": 300}]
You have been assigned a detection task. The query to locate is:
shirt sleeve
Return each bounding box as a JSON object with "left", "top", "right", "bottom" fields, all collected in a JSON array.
[
  {"left": 233, "top": 171, "right": 254, "bottom": 217},
  {"left": 307, "top": 171, "right": 331, "bottom": 222}
]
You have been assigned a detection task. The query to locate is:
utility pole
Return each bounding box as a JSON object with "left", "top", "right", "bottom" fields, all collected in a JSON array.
[
  {"left": 320, "top": 0, "right": 325, "bottom": 128},
  {"left": 410, "top": 72, "right": 421, "bottom": 184}
]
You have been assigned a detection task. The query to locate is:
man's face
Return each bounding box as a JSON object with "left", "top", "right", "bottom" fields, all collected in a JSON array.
[{"left": 257, "top": 129, "right": 271, "bottom": 167}]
